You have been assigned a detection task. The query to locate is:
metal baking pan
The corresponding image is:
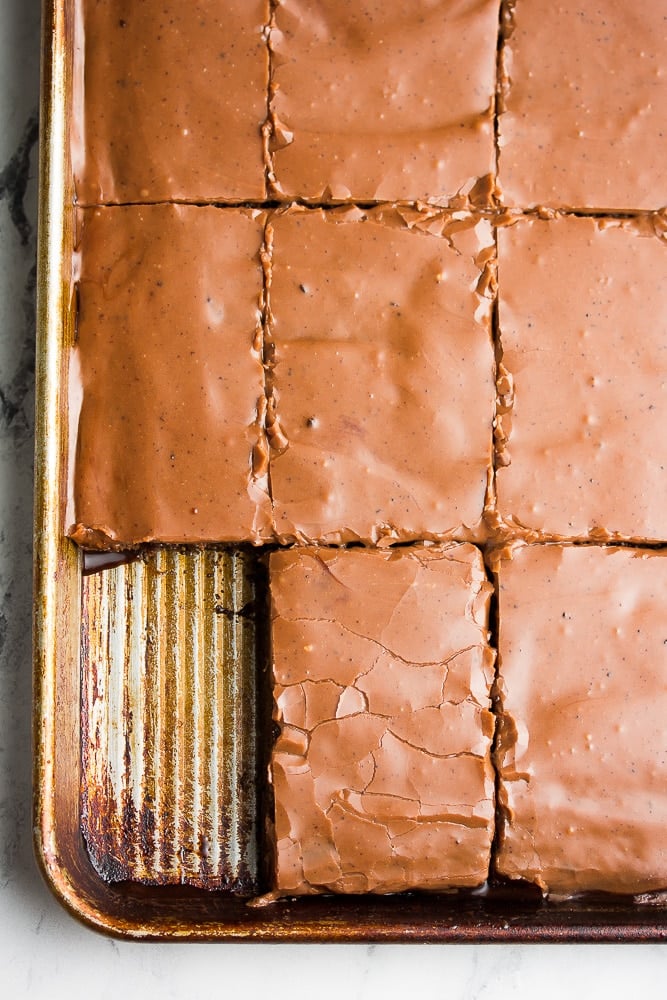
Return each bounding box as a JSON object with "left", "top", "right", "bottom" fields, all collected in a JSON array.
[{"left": 33, "top": 0, "right": 667, "bottom": 940}]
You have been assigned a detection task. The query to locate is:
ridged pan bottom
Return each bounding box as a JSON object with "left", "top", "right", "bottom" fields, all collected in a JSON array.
[{"left": 80, "top": 547, "right": 269, "bottom": 894}]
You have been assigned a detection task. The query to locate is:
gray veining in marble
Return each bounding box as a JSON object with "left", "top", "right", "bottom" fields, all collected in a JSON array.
[{"left": 0, "top": 4, "right": 43, "bottom": 966}]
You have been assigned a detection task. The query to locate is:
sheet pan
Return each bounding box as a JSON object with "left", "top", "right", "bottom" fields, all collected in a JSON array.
[{"left": 32, "top": 0, "right": 667, "bottom": 940}]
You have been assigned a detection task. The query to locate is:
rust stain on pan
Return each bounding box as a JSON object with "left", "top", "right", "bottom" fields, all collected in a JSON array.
[{"left": 80, "top": 548, "right": 260, "bottom": 893}]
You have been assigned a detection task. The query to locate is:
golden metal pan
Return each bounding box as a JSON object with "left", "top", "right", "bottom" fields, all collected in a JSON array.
[{"left": 33, "top": 0, "right": 667, "bottom": 940}]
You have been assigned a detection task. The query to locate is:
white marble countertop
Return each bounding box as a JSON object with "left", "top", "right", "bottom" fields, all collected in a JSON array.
[{"left": 1, "top": 1, "right": 665, "bottom": 993}]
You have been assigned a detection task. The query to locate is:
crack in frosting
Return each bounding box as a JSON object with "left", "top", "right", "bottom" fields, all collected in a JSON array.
[{"left": 270, "top": 543, "right": 495, "bottom": 895}]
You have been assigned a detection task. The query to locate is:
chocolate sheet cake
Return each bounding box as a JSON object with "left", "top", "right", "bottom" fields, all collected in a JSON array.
[
  {"left": 270, "top": 544, "right": 495, "bottom": 894},
  {"left": 267, "top": 206, "right": 495, "bottom": 544},
  {"left": 495, "top": 543, "right": 667, "bottom": 895},
  {"left": 498, "top": 0, "right": 667, "bottom": 210},
  {"left": 495, "top": 212, "right": 667, "bottom": 542},
  {"left": 70, "top": 205, "right": 271, "bottom": 547},
  {"left": 267, "top": 0, "right": 500, "bottom": 203},
  {"left": 69, "top": 0, "right": 667, "bottom": 898},
  {"left": 73, "top": 1, "right": 269, "bottom": 203}
]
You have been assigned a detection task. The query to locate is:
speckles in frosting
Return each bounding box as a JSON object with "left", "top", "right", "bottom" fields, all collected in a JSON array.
[
  {"left": 496, "top": 543, "right": 667, "bottom": 895},
  {"left": 270, "top": 543, "right": 496, "bottom": 895},
  {"left": 70, "top": 204, "right": 271, "bottom": 547},
  {"left": 498, "top": 0, "right": 667, "bottom": 209},
  {"left": 494, "top": 213, "right": 667, "bottom": 543},
  {"left": 267, "top": 0, "right": 501, "bottom": 204},
  {"left": 74, "top": 1, "right": 270, "bottom": 203},
  {"left": 71, "top": 203, "right": 497, "bottom": 547},
  {"left": 63, "top": 0, "right": 667, "bottom": 905},
  {"left": 267, "top": 205, "right": 497, "bottom": 545}
]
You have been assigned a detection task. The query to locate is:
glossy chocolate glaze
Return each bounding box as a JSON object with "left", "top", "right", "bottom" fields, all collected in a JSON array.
[
  {"left": 70, "top": 205, "right": 271, "bottom": 547},
  {"left": 270, "top": 543, "right": 495, "bottom": 895},
  {"left": 72, "top": 0, "right": 269, "bottom": 204},
  {"left": 268, "top": 0, "right": 499, "bottom": 204},
  {"left": 495, "top": 213, "right": 667, "bottom": 543},
  {"left": 66, "top": 1, "right": 667, "bottom": 904},
  {"left": 267, "top": 205, "right": 496, "bottom": 544},
  {"left": 496, "top": 543, "right": 667, "bottom": 895},
  {"left": 498, "top": 0, "right": 667, "bottom": 210}
]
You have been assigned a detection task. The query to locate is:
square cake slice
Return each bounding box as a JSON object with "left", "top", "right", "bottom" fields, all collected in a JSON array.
[
  {"left": 70, "top": 205, "right": 271, "bottom": 547},
  {"left": 270, "top": 543, "right": 496, "bottom": 895},
  {"left": 268, "top": 0, "right": 499, "bottom": 204},
  {"left": 498, "top": 1, "right": 667, "bottom": 210},
  {"left": 496, "top": 543, "right": 667, "bottom": 896},
  {"left": 267, "top": 206, "right": 496, "bottom": 544},
  {"left": 73, "top": 0, "right": 269, "bottom": 203},
  {"left": 495, "top": 213, "right": 667, "bottom": 542}
]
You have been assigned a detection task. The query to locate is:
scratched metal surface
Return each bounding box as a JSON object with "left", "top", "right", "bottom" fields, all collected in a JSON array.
[{"left": 80, "top": 548, "right": 262, "bottom": 893}]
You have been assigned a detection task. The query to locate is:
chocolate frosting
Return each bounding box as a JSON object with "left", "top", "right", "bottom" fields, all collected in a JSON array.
[
  {"left": 70, "top": 205, "right": 271, "bottom": 547},
  {"left": 267, "top": 205, "right": 496, "bottom": 545},
  {"left": 72, "top": 0, "right": 269, "bottom": 204},
  {"left": 499, "top": 0, "right": 667, "bottom": 210},
  {"left": 271, "top": 543, "right": 495, "bottom": 895},
  {"left": 495, "top": 212, "right": 667, "bottom": 544},
  {"left": 66, "top": 1, "right": 667, "bottom": 900},
  {"left": 268, "top": 0, "right": 499, "bottom": 204},
  {"left": 496, "top": 543, "right": 667, "bottom": 895}
]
